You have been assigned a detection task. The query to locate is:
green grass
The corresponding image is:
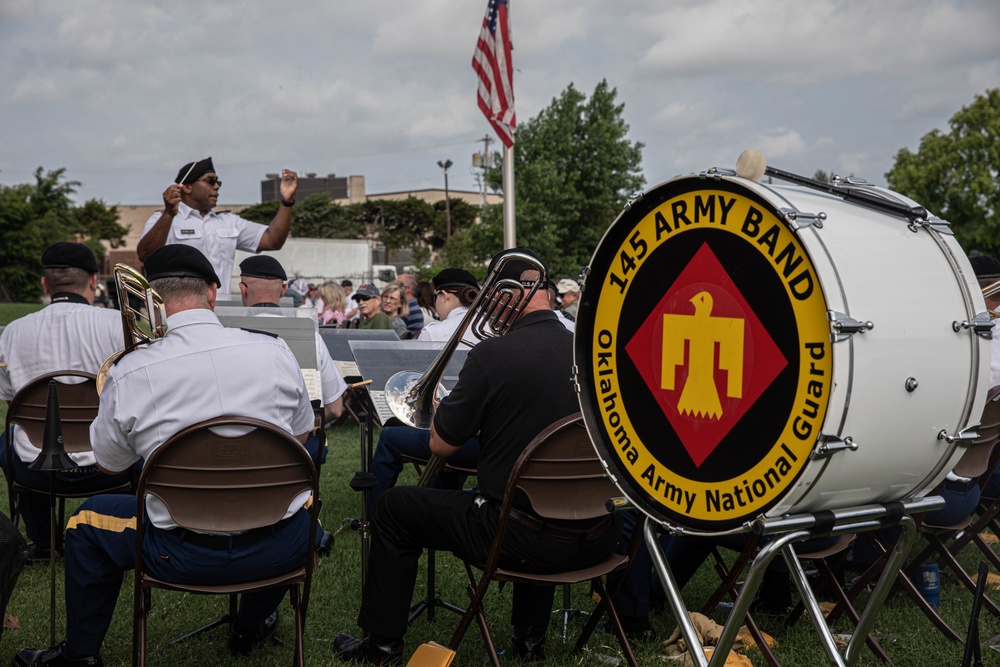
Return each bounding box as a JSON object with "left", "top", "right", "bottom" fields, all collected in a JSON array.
[
  {"left": 0, "top": 304, "right": 44, "bottom": 327},
  {"left": 1, "top": 419, "right": 999, "bottom": 665}
]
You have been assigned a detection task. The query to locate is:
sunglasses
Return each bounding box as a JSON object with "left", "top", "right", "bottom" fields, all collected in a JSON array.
[{"left": 198, "top": 176, "right": 222, "bottom": 187}]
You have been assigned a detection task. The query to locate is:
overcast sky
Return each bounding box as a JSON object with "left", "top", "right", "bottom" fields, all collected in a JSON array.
[{"left": 1, "top": 0, "right": 997, "bottom": 210}]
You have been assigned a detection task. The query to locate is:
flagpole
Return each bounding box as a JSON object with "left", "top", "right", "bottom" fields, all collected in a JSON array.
[{"left": 502, "top": 143, "right": 515, "bottom": 248}]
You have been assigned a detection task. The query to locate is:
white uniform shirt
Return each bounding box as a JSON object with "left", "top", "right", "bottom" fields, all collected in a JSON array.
[
  {"left": 0, "top": 300, "right": 121, "bottom": 466},
  {"left": 555, "top": 309, "right": 576, "bottom": 333},
  {"left": 417, "top": 306, "right": 478, "bottom": 348},
  {"left": 91, "top": 308, "right": 314, "bottom": 529},
  {"left": 141, "top": 202, "right": 266, "bottom": 294}
]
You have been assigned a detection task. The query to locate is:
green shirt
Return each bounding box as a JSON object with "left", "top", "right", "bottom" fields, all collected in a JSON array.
[{"left": 359, "top": 312, "right": 393, "bottom": 330}]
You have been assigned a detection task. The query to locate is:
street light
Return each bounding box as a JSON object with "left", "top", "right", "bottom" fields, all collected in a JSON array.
[{"left": 437, "top": 159, "right": 453, "bottom": 241}]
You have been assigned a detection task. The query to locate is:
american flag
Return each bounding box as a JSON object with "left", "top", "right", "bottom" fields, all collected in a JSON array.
[{"left": 472, "top": 0, "right": 515, "bottom": 148}]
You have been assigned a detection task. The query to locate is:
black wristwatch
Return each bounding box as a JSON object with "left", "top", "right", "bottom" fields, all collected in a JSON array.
[{"left": 281, "top": 198, "right": 295, "bottom": 207}]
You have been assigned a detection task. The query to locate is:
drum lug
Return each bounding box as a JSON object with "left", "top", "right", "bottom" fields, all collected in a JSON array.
[
  {"left": 779, "top": 207, "right": 826, "bottom": 230},
  {"left": 829, "top": 312, "right": 874, "bottom": 341},
  {"left": 937, "top": 424, "right": 980, "bottom": 445},
  {"left": 952, "top": 312, "right": 993, "bottom": 339},
  {"left": 622, "top": 191, "right": 645, "bottom": 210},
  {"left": 699, "top": 167, "right": 737, "bottom": 180},
  {"left": 813, "top": 434, "right": 859, "bottom": 458},
  {"left": 908, "top": 216, "right": 953, "bottom": 235}
]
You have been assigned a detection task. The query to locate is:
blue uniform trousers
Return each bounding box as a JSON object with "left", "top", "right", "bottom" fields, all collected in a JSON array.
[
  {"left": 63, "top": 494, "right": 310, "bottom": 657},
  {"left": 0, "top": 431, "right": 134, "bottom": 549},
  {"left": 367, "top": 427, "right": 481, "bottom": 518}
]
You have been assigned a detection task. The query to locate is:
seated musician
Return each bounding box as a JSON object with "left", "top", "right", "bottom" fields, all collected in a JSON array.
[
  {"left": 237, "top": 254, "right": 348, "bottom": 466},
  {"left": 369, "top": 269, "right": 483, "bottom": 519},
  {"left": 14, "top": 245, "right": 315, "bottom": 667},
  {"left": 334, "top": 249, "right": 621, "bottom": 664},
  {"left": 0, "top": 243, "right": 132, "bottom": 560}
]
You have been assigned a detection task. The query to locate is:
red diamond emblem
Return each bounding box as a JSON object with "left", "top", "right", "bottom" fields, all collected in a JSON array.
[{"left": 624, "top": 243, "right": 787, "bottom": 467}]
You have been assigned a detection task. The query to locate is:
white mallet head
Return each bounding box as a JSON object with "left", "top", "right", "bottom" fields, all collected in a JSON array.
[{"left": 735, "top": 149, "right": 767, "bottom": 181}]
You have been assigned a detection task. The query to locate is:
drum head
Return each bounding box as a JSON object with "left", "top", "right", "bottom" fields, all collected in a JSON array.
[{"left": 576, "top": 176, "right": 834, "bottom": 531}]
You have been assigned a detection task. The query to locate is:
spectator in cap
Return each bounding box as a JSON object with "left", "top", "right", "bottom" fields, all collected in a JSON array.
[
  {"left": 547, "top": 280, "right": 576, "bottom": 333},
  {"left": 238, "top": 257, "right": 348, "bottom": 467},
  {"left": 556, "top": 278, "right": 581, "bottom": 322},
  {"left": 136, "top": 157, "right": 300, "bottom": 295},
  {"left": 0, "top": 242, "right": 132, "bottom": 561},
  {"left": 14, "top": 243, "right": 315, "bottom": 666},
  {"left": 354, "top": 285, "right": 393, "bottom": 331}
]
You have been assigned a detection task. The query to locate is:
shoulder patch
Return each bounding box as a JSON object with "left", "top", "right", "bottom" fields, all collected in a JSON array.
[{"left": 240, "top": 327, "right": 279, "bottom": 339}]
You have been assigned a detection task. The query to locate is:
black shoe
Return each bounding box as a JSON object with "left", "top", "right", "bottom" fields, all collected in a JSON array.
[
  {"left": 511, "top": 627, "right": 546, "bottom": 662},
  {"left": 12, "top": 642, "right": 103, "bottom": 666},
  {"left": 228, "top": 611, "right": 279, "bottom": 656},
  {"left": 24, "top": 543, "right": 62, "bottom": 564},
  {"left": 332, "top": 633, "right": 403, "bottom": 665},
  {"left": 317, "top": 530, "right": 335, "bottom": 557}
]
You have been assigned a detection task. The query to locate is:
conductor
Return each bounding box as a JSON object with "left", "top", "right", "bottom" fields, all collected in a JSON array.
[{"left": 136, "top": 157, "right": 298, "bottom": 293}]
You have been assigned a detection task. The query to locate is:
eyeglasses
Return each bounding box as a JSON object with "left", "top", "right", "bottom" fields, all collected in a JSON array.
[
  {"left": 382, "top": 295, "right": 400, "bottom": 303},
  {"left": 198, "top": 176, "right": 222, "bottom": 187}
]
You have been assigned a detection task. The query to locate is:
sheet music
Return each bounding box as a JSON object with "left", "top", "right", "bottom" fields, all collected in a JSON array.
[
  {"left": 366, "top": 390, "right": 398, "bottom": 426},
  {"left": 301, "top": 368, "right": 321, "bottom": 402},
  {"left": 335, "top": 361, "right": 361, "bottom": 381}
]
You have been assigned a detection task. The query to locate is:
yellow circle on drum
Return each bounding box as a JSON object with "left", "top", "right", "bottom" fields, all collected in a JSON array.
[{"left": 579, "top": 179, "right": 831, "bottom": 531}]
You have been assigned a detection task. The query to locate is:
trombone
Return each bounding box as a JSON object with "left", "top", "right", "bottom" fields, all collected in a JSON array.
[
  {"left": 96, "top": 264, "right": 167, "bottom": 394},
  {"left": 383, "top": 251, "right": 547, "bottom": 483}
]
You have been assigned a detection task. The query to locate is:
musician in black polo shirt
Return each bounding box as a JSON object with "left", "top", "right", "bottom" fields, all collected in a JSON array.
[{"left": 334, "top": 248, "right": 621, "bottom": 664}]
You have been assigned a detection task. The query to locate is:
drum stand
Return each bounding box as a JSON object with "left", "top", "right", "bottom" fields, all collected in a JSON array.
[{"left": 649, "top": 496, "right": 944, "bottom": 667}]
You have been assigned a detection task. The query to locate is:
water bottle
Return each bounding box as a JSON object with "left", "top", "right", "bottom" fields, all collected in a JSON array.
[{"left": 914, "top": 563, "right": 941, "bottom": 607}]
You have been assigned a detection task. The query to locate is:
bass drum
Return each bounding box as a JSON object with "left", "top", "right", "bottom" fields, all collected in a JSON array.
[{"left": 576, "top": 171, "right": 989, "bottom": 533}]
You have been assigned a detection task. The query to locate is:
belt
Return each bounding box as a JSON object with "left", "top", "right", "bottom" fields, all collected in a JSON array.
[
  {"left": 174, "top": 514, "right": 298, "bottom": 550},
  {"left": 943, "top": 477, "right": 977, "bottom": 493},
  {"left": 507, "top": 506, "right": 612, "bottom": 542}
]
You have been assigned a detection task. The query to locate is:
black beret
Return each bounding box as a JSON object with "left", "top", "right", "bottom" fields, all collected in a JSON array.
[
  {"left": 971, "top": 255, "right": 1000, "bottom": 280},
  {"left": 144, "top": 245, "right": 221, "bottom": 287},
  {"left": 239, "top": 255, "right": 287, "bottom": 281},
  {"left": 175, "top": 157, "right": 216, "bottom": 185},
  {"left": 433, "top": 268, "right": 478, "bottom": 291},
  {"left": 41, "top": 242, "right": 99, "bottom": 274},
  {"left": 486, "top": 246, "right": 548, "bottom": 284}
]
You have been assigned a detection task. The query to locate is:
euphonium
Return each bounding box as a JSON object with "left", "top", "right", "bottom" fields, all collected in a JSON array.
[
  {"left": 983, "top": 279, "right": 1000, "bottom": 319},
  {"left": 384, "top": 251, "right": 547, "bottom": 483},
  {"left": 96, "top": 264, "right": 167, "bottom": 394}
]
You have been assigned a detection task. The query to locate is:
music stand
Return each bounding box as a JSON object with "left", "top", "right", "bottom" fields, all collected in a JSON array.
[
  {"left": 348, "top": 340, "right": 470, "bottom": 622},
  {"left": 318, "top": 328, "right": 400, "bottom": 383}
]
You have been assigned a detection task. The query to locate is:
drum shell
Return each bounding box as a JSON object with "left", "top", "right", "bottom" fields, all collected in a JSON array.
[{"left": 575, "top": 174, "right": 988, "bottom": 533}]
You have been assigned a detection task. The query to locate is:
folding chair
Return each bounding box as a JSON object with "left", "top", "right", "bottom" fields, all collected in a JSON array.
[
  {"left": 834, "top": 386, "right": 1000, "bottom": 644},
  {"left": 447, "top": 413, "right": 640, "bottom": 667},
  {"left": 4, "top": 371, "right": 134, "bottom": 547},
  {"left": 132, "top": 416, "right": 319, "bottom": 667}
]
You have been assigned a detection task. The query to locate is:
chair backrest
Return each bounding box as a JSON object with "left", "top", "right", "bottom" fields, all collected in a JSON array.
[
  {"left": 506, "top": 412, "right": 614, "bottom": 522},
  {"left": 137, "top": 415, "right": 317, "bottom": 533},
  {"left": 954, "top": 385, "right": 1000, "bottom": 479},
  {"left": 5, "top": 371, "right": 99, "bottom": 454}
]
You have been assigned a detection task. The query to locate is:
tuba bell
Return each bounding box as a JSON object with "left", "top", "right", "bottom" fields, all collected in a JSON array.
[{"left": 96, "top": 264, "right": 167, "bottom": 394}]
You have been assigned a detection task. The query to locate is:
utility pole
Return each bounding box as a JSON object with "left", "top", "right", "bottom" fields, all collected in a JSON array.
[
  {"left": 472, "top": 134, "right": 493, "bottom": 206},
  {"left": 437, "top": 159, "right": 453, "bottom": 241}
]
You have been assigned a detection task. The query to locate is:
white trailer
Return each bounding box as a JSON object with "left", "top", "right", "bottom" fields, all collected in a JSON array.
[{"left": 232, "top": 238, "right": 397, "bottom": 291}]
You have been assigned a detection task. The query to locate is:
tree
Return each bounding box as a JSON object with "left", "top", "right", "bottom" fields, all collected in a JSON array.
[
  {"left": 0, "top": 168, "right": 128, "bottom": 302},
  {"left": 473, "top": 80, "right": 645, "bottom": 276},
  {"left": 886, "top": 89, "right": 1000, "bottom": 255}
]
